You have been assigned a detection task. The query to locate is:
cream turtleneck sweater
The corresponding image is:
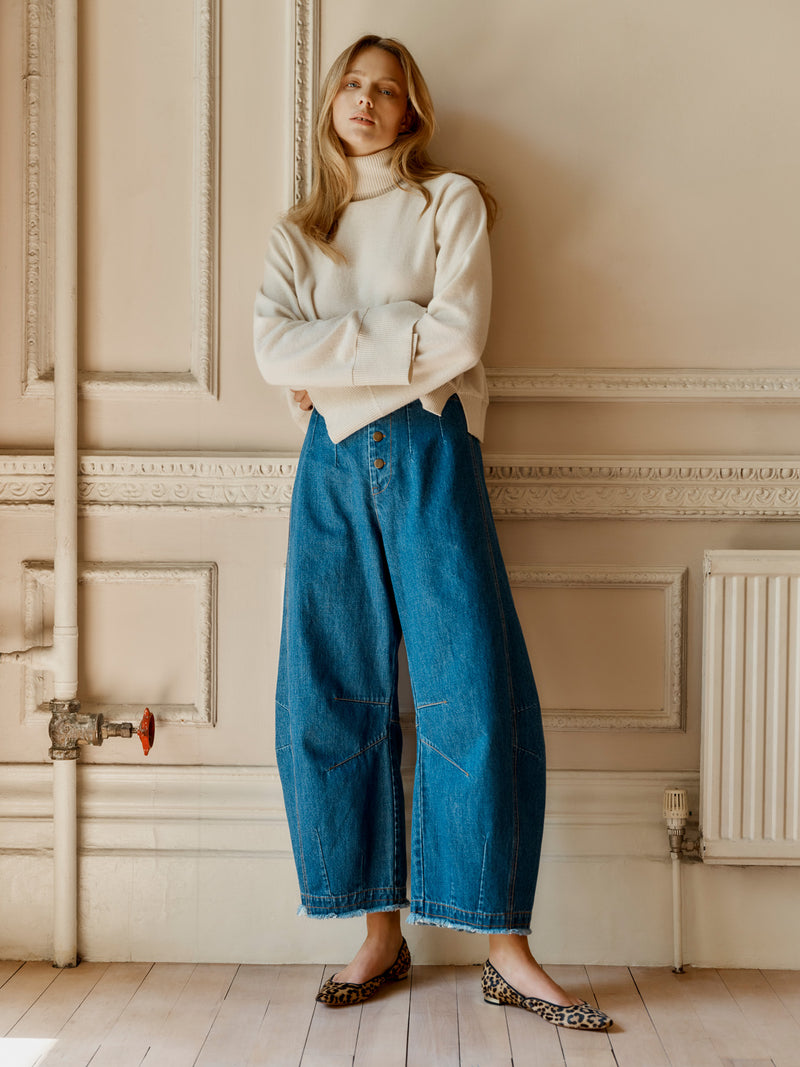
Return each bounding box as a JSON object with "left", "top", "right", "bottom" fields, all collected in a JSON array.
[{"left": 254, "top": 147, "right": 491, "bottom": 443}]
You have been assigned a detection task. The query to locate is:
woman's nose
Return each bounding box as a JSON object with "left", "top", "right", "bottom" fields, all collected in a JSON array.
[{"left": 358, "top": 91, "right": 373, "bottom": 108}]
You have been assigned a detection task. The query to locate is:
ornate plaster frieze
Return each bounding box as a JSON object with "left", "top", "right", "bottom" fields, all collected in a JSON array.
[
  {"left": 487, "top": 367, "right": 800, "bottom": 401},
  {"left": 292, "top": 0, "right": 319, "bottom": 204},
  {"left": 483, "top": 456, "right": 800, "bottom": 519},
  {"left": 507, "top": 564, "right": 686, "bottom": 730},
  {"left": 77, "top": 455, "right": 298, "bottom": 513},
  {"left": 23, "top": 0, "right": 219, "bottom": 399},
  {"left": 2, "top": 453, "right": 800, "bottom": 519},
  {"left": 22, "top": 561, "right": 217, "bottom": 726}
]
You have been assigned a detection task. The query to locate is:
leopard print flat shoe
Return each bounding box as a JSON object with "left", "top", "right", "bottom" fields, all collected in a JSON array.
[
  {"left": 481, "top": 959, "right": 613, "bottom": 1031},
  {"left": 315, "top": 938, "right": 411, "bottom": 1007}
]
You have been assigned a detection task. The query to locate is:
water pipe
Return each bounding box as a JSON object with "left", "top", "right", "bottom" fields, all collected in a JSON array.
[
  {"left": 0, "top": 0, "right": 154, "bottom": 968},
  {"left": 663, "top": 788, "right": 689, "bottom": 974}
]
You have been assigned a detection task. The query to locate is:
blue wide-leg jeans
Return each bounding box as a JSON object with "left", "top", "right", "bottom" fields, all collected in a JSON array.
[{"left": 275, "top": 396, "right": 546, "bottom": 933}]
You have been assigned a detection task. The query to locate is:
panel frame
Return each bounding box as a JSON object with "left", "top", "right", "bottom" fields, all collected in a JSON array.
[
  {"left": 21, "top": 561, "right": 218, "bottom": 726},
  {"left": 22, "top": 0, "right": 220, "bottom": 399},
  {"left": 508, "top": 563, "right": 687, "bottom": 731}
]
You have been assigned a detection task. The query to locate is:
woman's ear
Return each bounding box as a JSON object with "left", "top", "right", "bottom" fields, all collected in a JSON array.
[{"left": 400, "top": 105, "right": 414, "bottom": 132}]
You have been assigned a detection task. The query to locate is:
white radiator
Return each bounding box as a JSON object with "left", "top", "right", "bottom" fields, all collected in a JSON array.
[{"left": 701, "top": 550, "right": 800, "bottom": 863}]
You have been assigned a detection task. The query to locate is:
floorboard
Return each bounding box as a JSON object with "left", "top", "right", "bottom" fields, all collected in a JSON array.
[
  {"left": 763, "top": 970, "right": 800, "bottom": 1029},
  {"left": 455, "top": 964, "right": 512, "bottom": 1067},
  {"left": 0, "top": 962, "right": 24, "bottom": 989},
  {"left": 245, "top": 964, "right": 322, "bottom": 1067},
  {"left": 503, "top": 994, "right": 566, "bottom": 1067},
  {"left": 547, "top": 965, "right": 617, "bottom": 1067},
  {"left": 718, "top": 969, "right": 800, "bottom": 1067},
  {"left": 631, "top": 967, "right": 725, "bottom": 1066},
  {"left": 406, "top": 965, "right": 459, "bottom": 1067},
  {"left": 194, "top": 964, "right": 279, "bottom": 1067},
  {"left": 300, "top": 964, "right": 362, "bottom": 1067},
  {"left": 679, "top": 967, "right": 766, "bottom": 1062},
  {"left": 586, "top": 964, "right": 669, "bottom": 1067},
  {"left": 37, "top": 962, "right": 151, "bottom": 1067},
  {"left": 7, "top": 963, "right": 107, "bottom": 1042},
  {"left": 0, "top": 959, "right": 797, "bottom": 1065},
  {"left": 0, "top": 964, "right": 61, "bottom": 1037},
  {"left": 353, "top": 966, "right": 410, "bottom": 1067},
  {"left": 88, "top": 963, "right": 195, "bottom": 1067},
  {"left": 138, "top": 963, "right": 236, "bottom": 1067}
]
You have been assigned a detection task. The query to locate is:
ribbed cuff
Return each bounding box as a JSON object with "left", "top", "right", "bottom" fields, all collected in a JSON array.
[{"left": 352, "top": 302, "right": 421, "bottom": 386}]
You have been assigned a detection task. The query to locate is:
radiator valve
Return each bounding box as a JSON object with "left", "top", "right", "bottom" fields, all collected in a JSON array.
[{"left": 663, "top": 788, "right": 689, "bottom": 853}]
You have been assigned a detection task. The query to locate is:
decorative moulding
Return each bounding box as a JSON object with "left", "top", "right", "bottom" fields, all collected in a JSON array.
[
  {"left": 3, "top": 453, "right": 800, "bottom": 519},
  {"left": 22, "top": 0, "right": 219, "bottom": 399},
  {"left": 292, "top": 0, "right": 318, "bottom": 204},
  {"left": 483, "top": 456, "right": 800, "bottom": 520},
  {"left": 21, "top": 561, "right": 218, "bottom": 726},
  {"left": 507, "top": 564, "right": 687, "bottom": 731},
  {"left": 487, "top": 367, "right": 800, "bottom": 402},
  {"left": 0, "top": 763, "right": 698, "bottom": 862},
  {"left": 23, "top": 0, "right": 55, "bottom": 394}
]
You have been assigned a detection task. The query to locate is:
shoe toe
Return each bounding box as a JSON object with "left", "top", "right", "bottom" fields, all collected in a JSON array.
[{"left": 558, "top": 1002, "right": 613, "bottom": 1031}]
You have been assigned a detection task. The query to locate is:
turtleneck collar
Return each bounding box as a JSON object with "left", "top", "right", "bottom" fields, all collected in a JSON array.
[{"left": 348, "top": 147, "right": 398, "bottom": 201}]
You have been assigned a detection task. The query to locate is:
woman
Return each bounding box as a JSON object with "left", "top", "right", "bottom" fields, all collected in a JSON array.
[{"left": 254, "top": 34, "right": 611, "bottom": 1032}]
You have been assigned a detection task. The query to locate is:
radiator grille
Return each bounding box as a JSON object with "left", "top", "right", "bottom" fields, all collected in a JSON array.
[{"left": 701, "top": 551, "right": 800, "bottom": 863}]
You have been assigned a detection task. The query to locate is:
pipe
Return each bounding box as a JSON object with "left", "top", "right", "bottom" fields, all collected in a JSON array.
[
  {"left": 1, "top": 1, "right": 153, "bottom": 968},
  {"left": 670, "top": 851, "right": 683, "bottom": 973},
  {"left": 0, "top": 0, "right": 79, "bottom": 968},
  {"left": 53, "top": 761, "right": 78, "bottom": 968},
  {"left": 51, "top": 0, "right": 79, "bottom": 969},
  {"left": 663, "top": 788, "right": 688, "bottom": 974}
]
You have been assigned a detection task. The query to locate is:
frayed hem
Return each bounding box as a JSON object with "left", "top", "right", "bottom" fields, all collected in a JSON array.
[
  {"left": 407, "top": 912, "right": 532, "bottom": 936},
  {"left": 297, "top": 901, "right": 409, "bottom": 920}
]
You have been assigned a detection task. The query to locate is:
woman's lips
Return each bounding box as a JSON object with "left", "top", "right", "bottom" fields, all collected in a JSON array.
[{"left": 351, "top": 113, "right": 375, "bottom": 125}]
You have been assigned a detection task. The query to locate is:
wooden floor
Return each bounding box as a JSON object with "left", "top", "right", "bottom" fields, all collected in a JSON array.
[{"left": 1, "top": 960, "right": 799, "bottom": 1066}]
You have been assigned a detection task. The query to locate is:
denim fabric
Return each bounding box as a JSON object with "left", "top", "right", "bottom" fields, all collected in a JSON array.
[{"left": 276, "top": 396, "right": 546, "bottom": 934}]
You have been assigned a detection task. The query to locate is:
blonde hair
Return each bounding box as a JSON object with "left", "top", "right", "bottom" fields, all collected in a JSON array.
[{"left": 288, "top": 34, "right": 497, "bottom": 254}]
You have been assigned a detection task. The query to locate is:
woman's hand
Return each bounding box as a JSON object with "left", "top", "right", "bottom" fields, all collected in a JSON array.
[{"left": 292, "top": 389, "right": 313, "bottom": 411}]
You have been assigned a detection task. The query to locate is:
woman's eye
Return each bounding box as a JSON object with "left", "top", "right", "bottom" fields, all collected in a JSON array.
[{"left": 380, "top": 89, "right": 393, "bottom": 96}]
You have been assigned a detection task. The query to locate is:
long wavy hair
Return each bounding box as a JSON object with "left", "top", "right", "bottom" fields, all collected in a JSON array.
[{"left": 288, "top": 34, "right": 497, "bottom": 255}]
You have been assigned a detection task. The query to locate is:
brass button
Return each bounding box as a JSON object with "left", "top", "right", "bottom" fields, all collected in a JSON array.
[
  {"left": 374, "top": 458, "right": 385, "bottom": 469},
  {"left": 373, "top": 431, "right": 384, "bottom": 442}
]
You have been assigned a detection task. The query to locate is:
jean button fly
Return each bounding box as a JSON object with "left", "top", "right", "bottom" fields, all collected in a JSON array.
[
  {"left": 373, "top": 431, "right": 384, "bottom": 442},
  {"left": 374, "top": 458, "right": 385, "bottom": 469}
]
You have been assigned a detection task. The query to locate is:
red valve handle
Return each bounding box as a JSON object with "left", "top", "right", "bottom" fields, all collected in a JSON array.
[{"left": 136, "top": 708, "right": 155, "bottom": 755}]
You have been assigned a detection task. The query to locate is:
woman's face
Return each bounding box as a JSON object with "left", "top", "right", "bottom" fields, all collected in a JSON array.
[{"left": 331, "top": 46, "right": 410, "bottom": 156}]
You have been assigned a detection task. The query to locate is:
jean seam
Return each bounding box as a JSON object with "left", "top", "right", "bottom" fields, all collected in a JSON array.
[
  {"left": 333, "top": 696, "right": 391, "bottom": 706},
  {"left": 314, "top": 829, "right": 332, "bottom": 898},
  {"left": 477, "top": 834, "right": 489, "bottom": 916},
  {"left": 419, "top": 736, "right": 470, "bottom": 778},
  {"left": 324, "top": 734, "right": 387, "bottom": 772},
  {"left": 410, "top": 899, "right": 531, "bottom": 921},
  {"left": 467, "top": 433, "right": 521, "bottom": 916},
  {"left": 302, "top": 887, "right": 406, "bottom": 900}
]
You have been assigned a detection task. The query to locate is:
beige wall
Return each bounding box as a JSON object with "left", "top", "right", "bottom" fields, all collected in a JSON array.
[{"left": 2, "top": 0, "right": 800, "bottom": 966}]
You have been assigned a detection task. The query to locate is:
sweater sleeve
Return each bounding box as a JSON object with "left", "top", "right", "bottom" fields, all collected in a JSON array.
[
  {"left": 253, "top": 228, "right": 419, "bottom": 389},
  {"left": 402, "top": 177, "right": 491, "bottom": 393}
]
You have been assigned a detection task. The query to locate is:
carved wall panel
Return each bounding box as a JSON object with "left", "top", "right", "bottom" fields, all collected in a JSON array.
[
  {"left": 22, "top": 561, "right": 217, "bottom": 725},
  {"left": 22, "top": 0, "right": 219, "bottom": 398},
  {"left": 509, "top": 565, "right": 686, "bottom": 730}
]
